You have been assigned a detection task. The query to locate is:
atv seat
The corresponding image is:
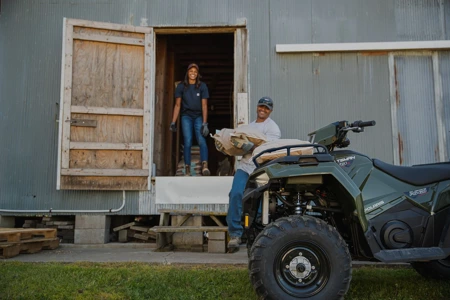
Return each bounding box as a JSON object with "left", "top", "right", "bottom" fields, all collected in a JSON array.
[{"left": 373, "top": 159, "right": 450, "bottom": 186}]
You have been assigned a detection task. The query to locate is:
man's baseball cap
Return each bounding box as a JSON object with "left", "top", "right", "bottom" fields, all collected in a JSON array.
[
  {"left": 258, "top": 96, "right": 273, "bottom": 111},
  {"left": 187, "top": 63, "right": 199, "bottom": 71}
]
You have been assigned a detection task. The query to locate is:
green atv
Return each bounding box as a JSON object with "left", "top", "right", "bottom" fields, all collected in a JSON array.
[{"left": 243, "top": 120, "right": 450, "bottom": 300}]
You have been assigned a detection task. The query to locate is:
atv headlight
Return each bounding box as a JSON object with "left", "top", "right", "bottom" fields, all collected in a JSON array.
[{"left": 255, "top": 172, "right": 270, "bottom": 187}]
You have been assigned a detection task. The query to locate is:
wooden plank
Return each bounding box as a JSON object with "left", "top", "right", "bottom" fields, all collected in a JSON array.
[
  {"left": 143, "top": 29, "right": 154, "bottom": 180},
  {"left": 70, "top": 142, "right": 143, "bottom": 150},
  {"left": 0, "top": 228, "right": 57, "bottom": 241},
  {"left": 153, "top": 36, "right": 167, "bottom": 176},
  {"left": 68, "top": 18, "right": 151, "bottom": 33},
  {"left": 60, "top": 21, "right": 74, "bottom": 173},
  {"left": 130, "top": 226, "right": 150, "bottom": 232},
  {"left": 0, "top": 244, "right": 21, "bottom": 259},
  {"left": 71, "top": 106, "right": 144, "bottom": 116},
  {"left": 154, "top": 27, "right": 238, "bottom": 34},
  {"left": 71, "top": 41, "right": 145, "bottom": 109},
  {"left": 132, "top": 232, "right": 155, "bottom": 241},
  {"left": 113, "top": 222, "right": 137, "bottom": 232},
  {"left": 151, "top": 226, "right": 228, "bottom": 233},
  {"left": 60, "top": 176, "right": 148, "bottom": 190},
  {"left": 61, "top": 169, "right": 148, "bottom": 176},
  {"left": 70, "top": 115, "right": 143, "bottom": 144},
  {"left": 73, "top": 32, "right": 144, "bottom": 46},
  {"left": 69, "top": 150, "right": 142, "bottom": 169}
]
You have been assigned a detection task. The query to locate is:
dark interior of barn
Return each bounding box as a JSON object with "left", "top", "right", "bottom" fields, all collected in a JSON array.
[{"left": 154, "top": 33, "right": 235, "bottom": 176}]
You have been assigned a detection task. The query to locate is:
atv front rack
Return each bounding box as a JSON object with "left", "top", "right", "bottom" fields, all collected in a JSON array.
[{"left": 252, "top": 144, "right": 329, "bottom": 168}]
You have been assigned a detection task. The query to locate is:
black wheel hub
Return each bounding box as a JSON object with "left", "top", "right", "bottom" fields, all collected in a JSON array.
[{"left": 274, "top": 243, "right": 330, "bottom": 298}]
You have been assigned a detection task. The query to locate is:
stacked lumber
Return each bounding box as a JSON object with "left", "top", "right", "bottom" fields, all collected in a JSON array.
[
  {"left": 22, "top": 216, "right": 75, "bottom": 243},
  {"left": 0, "top": 228, "right": 59, "bottom": 259},
  {"left": 113, "top": 222, "right": 156, "bottom": 243}
]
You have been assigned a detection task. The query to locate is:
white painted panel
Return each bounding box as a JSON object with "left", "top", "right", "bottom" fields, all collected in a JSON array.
[{"left": 155, "top": 177, "right": 233, "bottom": 204}]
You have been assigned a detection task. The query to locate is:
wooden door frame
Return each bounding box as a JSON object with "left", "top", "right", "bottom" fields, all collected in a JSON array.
[{"left": 152, "top": 26, "right": 249, "bottom": 175}]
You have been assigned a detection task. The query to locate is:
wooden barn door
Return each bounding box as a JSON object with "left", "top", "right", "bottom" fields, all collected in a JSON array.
[{"left": 57, "top": 18, "right": 154, "bottom": 190}]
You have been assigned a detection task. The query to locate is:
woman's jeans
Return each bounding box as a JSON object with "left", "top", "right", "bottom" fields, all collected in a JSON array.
[
  {"left": 226, "top": 169, "right": 249, "bottom": 238},
  {"left": 181, "top": 115, "right": 208, "bottom": 165}
]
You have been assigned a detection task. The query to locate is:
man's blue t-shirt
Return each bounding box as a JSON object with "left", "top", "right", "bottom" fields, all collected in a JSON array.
[{"left": 175, "top": 82, "right": 209, "bottom": 118}]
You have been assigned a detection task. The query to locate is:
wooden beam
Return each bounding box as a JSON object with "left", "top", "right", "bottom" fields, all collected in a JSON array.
[
  {"left": 69, "top": 142, "right": 143, "bottom": 150},
  {"left": 61, "top": 169, "right": 149, "bottom": 176},
  {"left": 67, "top": 18, "right": 150, "bottom": 33},
  {"left": 73, "top": 32, "right": 144, "bottom": 46},
  {"left": 71, "top": 106, "right": 144, "bottom": 116}
]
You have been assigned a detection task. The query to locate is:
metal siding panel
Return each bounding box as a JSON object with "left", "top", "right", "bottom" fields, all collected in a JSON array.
[
  {"left": 312, "top": 0, "right": 396, "bottom": 43},
  {"left": 186, "top": 0, "right": 229, "bottom": 25},
  {"left": 394, "top": 55, "right": 439, "bottom": 165},
  {"left": 270, "top": 54, "right": 315, "bottom": 141},
  {"left": 395, "top": 0, "right": 443, "bottom": 41},
  {"left": 439, "top": 52, "right": 450, "bottom": 160},
  {"left": 245, "top": 0, "right": 270, "bottom": 121},
  {"left": 269, "top": 0, "right": 313, "bottom": 141},
  {"left": 310, "top": 53, "right": 392, "bottom": 161}
]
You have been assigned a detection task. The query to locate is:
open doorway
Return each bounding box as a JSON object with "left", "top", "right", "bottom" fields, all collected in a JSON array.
[{"left": 153, "top": 33, "right": 235, "bottom": 176}]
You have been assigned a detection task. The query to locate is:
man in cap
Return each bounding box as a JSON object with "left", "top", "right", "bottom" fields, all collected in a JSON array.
[
  {"left": 170, "top": 63, "right": 210, "bottom": 176},
  {"left": 226, "top": 96, "right": 281, "bottom": 252}
]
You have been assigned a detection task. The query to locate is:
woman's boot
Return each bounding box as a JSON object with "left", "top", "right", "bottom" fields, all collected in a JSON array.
[
  {"left": 185, "top": 165, "right": 191, "bottom": 176},
  {"left": 202, "top": 161, "right": 210, "bottom": 176}
]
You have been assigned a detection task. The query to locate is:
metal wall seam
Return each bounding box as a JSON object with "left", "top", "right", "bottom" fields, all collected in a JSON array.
[
  {"left": 388, "top": 53, "right": 400, "bottom": 165},
  {"left": 432, "top": 52, "right": 448, "bottom": 161}
]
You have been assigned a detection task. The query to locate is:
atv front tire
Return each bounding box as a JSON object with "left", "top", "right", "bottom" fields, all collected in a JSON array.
[
  {"left": 411, "top": 256, "right": 450, "bottom": 279},
  {"left": 248, "top": 216, "right": 352, "bottom": 300}
]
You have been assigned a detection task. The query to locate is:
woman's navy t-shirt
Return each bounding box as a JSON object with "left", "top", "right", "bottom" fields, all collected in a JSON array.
[{"left": 175, "top": 82, "right": 209, "bottom": 118}]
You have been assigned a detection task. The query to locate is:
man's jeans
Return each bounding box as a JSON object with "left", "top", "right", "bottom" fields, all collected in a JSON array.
[
  {"left": 226, "top": 169, "right": 249, "bottom": 238},
  {"left": 181, "top": 115, "right": 208, "bottom": 165}
]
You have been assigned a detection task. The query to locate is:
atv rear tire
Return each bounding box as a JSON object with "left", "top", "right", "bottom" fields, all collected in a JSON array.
[
  {"left": 411, "top": 256, "right": 450, "bottom": 279},
  {"left": 248, "top": 216, "right": 352, "bottom": 300}
]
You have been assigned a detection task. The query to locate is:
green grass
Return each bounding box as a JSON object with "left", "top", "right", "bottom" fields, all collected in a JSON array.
[{"left": 0, "top": 262, "right": 449, "bottom": 299}]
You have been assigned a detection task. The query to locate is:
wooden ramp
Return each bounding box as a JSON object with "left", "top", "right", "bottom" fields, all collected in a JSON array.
[{"left": 0, "top": 228, "right": 60, "bottom": 259}]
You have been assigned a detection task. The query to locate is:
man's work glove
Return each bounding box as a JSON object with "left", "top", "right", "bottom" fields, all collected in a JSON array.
[
  {"left": 201, "top": 123, "right": 209, "bottom": 137},
  {"left": 169, "top": 122, "right": 177, "bottom": 132}
]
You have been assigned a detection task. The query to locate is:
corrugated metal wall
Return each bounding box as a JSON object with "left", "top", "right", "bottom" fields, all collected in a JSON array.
[{"left": 0, "top": 0, "right": 448, "bottom": 215}]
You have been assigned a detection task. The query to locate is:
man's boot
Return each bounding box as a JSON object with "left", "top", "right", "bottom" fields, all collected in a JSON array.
[
  {"left": 185, "top": 165, "right": 191, "bottom": 176},
  {"left": 202, "top": 161, "right": 210, "bottom": 176}
]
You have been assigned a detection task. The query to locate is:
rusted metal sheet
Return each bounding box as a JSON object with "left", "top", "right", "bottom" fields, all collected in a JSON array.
[{"left": 392, "top": 54, "right": 439, "bottom": 166}]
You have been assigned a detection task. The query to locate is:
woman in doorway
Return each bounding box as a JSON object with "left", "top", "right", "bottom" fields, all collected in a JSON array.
[{"left": 170, "top": 63, "right": 210, "bottom": 176}]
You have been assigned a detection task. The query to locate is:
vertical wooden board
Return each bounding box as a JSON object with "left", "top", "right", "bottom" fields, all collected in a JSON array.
[
  {"left": 165, "top": 52, "right": 176, "bottom": 175},
  {"left": 70, "top": 114, "right": 143, "bottom": 143},
  {"left": 143, "top": 29, "right": 155, "bottom": 179},
  {"left": 154, "top": 37, "right": 167, "bottom": 176},
  {"left": 69, "top": 150, "right": 143, "bottom": 169},
  {"left": 234, "top": 28, "right": 248, "bottom": 128},
  {"left": 61, "top": 22, "right": 74, "bottom": 171},
  {"left": 71, "top": 40, "right": 145, "bottom": 109}
]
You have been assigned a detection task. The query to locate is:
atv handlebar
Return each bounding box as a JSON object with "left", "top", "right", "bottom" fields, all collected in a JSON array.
[{"left": 351, "top": 120, "right": 376, "bottom": 128}]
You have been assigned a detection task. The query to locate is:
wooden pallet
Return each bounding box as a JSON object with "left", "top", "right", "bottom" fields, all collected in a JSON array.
[
  {"left": 0, "top": 228, "right": 59, "bottom": 259},
  {"left": 0, "top": 228, "right": 57, "bottom": 242}
]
